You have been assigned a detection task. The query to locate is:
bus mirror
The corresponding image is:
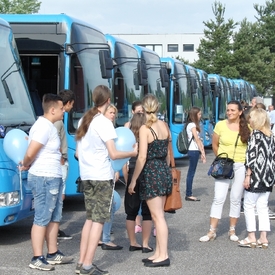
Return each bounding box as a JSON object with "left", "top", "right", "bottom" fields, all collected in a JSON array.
[
  {"left": 202, "top": 82, "right": 208, "bottom": 95},
  {"left": 133, "top": 72, "right": 140, "bottom": 90},
  {"left": 99, "top": 50, "right": 113, "bottom": 79},
  {"left": 137, "top": 60, "right": 148, "bottom": 86},
  {"left": 159, "top": 67, "right": 169, "bottom": 88},
  {"left": 193, "top": 78, "right": 198, "bottom": 90}
]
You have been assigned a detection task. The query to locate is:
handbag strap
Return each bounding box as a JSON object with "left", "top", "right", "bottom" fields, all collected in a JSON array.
[
  {"left": 164, "top": 122, "right": 175, "bottom": 168},
  {"left": 232, "top": 134, "right": 239, "bottom": 161}
]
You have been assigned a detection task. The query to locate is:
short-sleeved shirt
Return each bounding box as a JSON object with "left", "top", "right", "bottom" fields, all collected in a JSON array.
[
  {"left": 77, "top": 113, "right": 117, "bottom": 181},
  {"left": 214, "top": 120, "right": 247, "bottom": 163},
  {"left": 29, "top": 116, "right": 62, "bottom": 177},
  {"left": 186, "top": 122, "right": 199, "bottom": 151},
  {"left": 54, "top": 120, "right": 67, "bottom": 159}
]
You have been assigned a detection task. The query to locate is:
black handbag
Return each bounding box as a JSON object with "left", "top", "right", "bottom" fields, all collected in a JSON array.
[
  {"left": 207, "top": 153, "right": 234, "bottom": 179},
  {"left": 207, "top": 134, "right": 239, "bottom": 180}
]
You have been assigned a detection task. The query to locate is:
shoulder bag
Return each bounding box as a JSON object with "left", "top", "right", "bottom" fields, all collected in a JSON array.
[
  {"left": 164, "top": 136, "right": 183, "bottom": 212},
  {"left": 207, "top": 134, "right": 239, "bottom": 180}
]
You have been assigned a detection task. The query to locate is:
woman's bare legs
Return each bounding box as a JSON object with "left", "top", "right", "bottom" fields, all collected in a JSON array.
[
  {"left": 126, "top": 220, "right": 141, "bottom": 247},
  {"left": 146, "top": 196, "right": 168, "bottom": 262},
  {"left": 142, "top": 220, "right": 152, "bottom": 248}
]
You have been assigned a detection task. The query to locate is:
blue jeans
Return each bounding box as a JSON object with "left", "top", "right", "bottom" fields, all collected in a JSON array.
[
  {"left": 28, "top": 173, "right": 63, "bottom": 226},
  {"left": 102, "top": 197, "right": 115, "bottom": 243},
  {"left": 186, "top": 150, "right": 200, "bottom": 197}
]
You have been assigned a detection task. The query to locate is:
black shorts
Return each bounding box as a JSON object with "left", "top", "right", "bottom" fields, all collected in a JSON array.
[{"left": 124, "top": 170, "right": 151, "bottom": 221}]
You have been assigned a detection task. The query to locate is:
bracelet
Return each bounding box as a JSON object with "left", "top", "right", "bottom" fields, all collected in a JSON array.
[{"left": 245, "top": 174, "right": 251, "bottom": 177}]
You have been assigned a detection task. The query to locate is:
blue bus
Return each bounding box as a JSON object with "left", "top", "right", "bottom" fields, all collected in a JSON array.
[
  {"left": 196, "top": 69, "right": 213, "bottom": 147},
  {"left": 105, "top": 34, "right": 147, "bottom": 126},
  {"left": 160, "top": 57, "right": 192, "bottom": 158},
  {"left": 208, "top": 74, "right": 226, "bottom": 123},
  {"left": 0, "top": 14, "right": 113, "bottom": 197},
  {"left": 0, "top": 18, "right": 36, "bottom": 226},
  {"left": 134, "top": 45, "right": 169, "bottom": 122}
]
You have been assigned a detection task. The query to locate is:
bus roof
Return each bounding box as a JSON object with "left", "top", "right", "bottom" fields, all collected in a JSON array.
[{"left": 0, "top": 13, "right": 103, "bottom": 33}]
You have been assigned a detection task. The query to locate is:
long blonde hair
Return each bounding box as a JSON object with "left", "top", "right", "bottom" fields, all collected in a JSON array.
[
  {"left": 142, "top": 94, "right": 159, "bottom": 128},
  {"left": 75, "top": 85, "right": 111, "bottom": 141}
]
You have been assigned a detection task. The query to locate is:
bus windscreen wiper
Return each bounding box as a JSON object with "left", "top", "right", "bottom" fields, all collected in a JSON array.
[{"left": 1, "top": 61, "right": 19, "bottom": 105}]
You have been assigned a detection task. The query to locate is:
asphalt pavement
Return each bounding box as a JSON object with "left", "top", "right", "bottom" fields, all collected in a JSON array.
[{"left": 1, "top": 148, "right": 275, "bottom": 275}]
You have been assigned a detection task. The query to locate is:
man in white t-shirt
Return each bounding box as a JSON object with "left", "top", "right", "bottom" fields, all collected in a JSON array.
[{"left": 20, "top": 94, "right": 73, "bottom": 271}]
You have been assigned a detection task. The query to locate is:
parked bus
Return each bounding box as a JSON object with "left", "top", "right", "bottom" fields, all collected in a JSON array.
[
  {"left": 0, "top": 18, "right": 36, "bottom": 226},
  {"left": 134, "top": 45, "right": 169, "bottom": 122},
  {"left": 105, "top": 34, "right": 147, "bottom": 126},
  {"left": 161, "top": 57, "right": 192, "bottom": 158},
  {"left": 0, "top": 14, "right": 113, "bottom": 196},
  {"left": 208, "top": 74, "right": 226, "bottom": 123},
  {"left": 196, "top": 68, "right": 213, "bottom": 147}
]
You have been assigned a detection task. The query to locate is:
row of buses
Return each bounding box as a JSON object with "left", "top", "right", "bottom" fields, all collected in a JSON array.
[{"left": 0, "top": 14, "right": 258, "bottom": 226}]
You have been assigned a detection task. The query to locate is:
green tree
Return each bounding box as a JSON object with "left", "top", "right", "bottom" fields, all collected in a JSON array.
[
  {"left": 0, "top": 0, "right": 41, "bottom": 14},
  {"left": 232, "top": 18, "right": 275, "bottom": 95},
  {"left": 193, "top": 1, "right": 238, "bottom": 76},
  {"left": 251, "top": 0, "right": 275, "bottom": 94}
]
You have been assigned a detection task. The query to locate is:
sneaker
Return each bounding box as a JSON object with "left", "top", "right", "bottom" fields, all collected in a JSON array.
[
  {"left": 29, "top": 255, "right": 55, "bottom": 271},
  {"left": 46, "top": 250, "right": 73, "bottom": 265},
  {"left": 58, "top": 229, "right": 73, "bottom": 240},
  {"left": 135, "top": 225, "right": 142, "bottom": 233},
  {"left": 80, "top": 264, "right": 109, "bottom": 275},
  {"left": 75, "top": 263, "right": 83, "bottom": 274}
]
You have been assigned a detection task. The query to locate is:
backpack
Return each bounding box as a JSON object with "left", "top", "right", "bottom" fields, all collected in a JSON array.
[{"left": 176, "top": 126, "right": 193, "bottom": 154}]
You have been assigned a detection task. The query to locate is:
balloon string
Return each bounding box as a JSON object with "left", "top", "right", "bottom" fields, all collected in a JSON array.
[{"left": 19, "top": 170, "right": 23, "bottom": 201}]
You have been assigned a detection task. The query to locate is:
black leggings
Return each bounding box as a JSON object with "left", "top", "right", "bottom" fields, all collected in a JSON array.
[{"left": 124, "top": 171, "right": 151, "bottom": 221}]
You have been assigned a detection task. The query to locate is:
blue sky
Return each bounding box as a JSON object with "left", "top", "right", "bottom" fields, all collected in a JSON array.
[{"left": 39, "top": 0, "right": 268, "bottom": 34}]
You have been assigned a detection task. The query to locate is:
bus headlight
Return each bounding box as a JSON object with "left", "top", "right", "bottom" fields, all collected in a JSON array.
[{"left": 0, "top": 191, "right": 20, "bottom": 206}]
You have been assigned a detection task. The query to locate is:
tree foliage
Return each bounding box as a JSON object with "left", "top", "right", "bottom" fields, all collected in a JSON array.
[
  {"left": 0, "top": 0, "right": 41, "bottom": 14},
  {"left": 191, "top": 0, "right": 275, "bottom": 96},
  {"left": 193, "top": 1, "right": 237, "bottom": 75}
]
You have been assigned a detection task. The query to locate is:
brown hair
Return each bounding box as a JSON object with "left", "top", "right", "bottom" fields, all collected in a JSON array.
[
  {"left": 130, "top": 113, "right": 146, "bottom": 140},
  {"left": 186, "top": 107, "right": 201, "bottom": 132},
  {"left": 42, "top": 93, "right": 63, "bottom": 113},
  {"left": 227, "top": 100, "right": 250, "bottom": 143},
  {"left": 75, "top": 85, "right": 111, "bottom": 141}
]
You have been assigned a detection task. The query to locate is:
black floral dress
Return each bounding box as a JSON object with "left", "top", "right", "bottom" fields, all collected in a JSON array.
[{"left": 140, "top": 128, "right": 172, "bottom": 200}]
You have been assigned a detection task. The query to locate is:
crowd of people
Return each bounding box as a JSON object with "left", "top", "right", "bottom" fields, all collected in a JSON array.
[{"left": 19, "top": 89, "right": 275, "bottom": 275}]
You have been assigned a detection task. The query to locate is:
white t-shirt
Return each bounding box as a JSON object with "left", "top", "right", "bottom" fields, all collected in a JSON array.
[
  {"left": 186, "top": 122, "right": 199, "bottom": 151},
  {"left": 77, "top": 113, "right": 117, "bottom": 180},
  {"left": 269, "top": 110, "right": 275, "bottom": 125},
  {"left": 29, "top": 116, "right": 62, "bottom": 177}
]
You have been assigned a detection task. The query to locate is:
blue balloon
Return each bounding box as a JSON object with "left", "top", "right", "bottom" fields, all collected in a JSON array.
[
  {"left": 3, "top": 129, "right": 29, "bottom": 164},
  {"left": 113, "top": 190, "right": 121, "bottom": 212},
  {"left": 111, "top": 127, "right": 136, "bottom": 171}
]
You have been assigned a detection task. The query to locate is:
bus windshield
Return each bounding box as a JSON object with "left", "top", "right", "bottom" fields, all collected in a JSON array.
[
  {"left": 0, "top": 26, "right": 35, "bottom": 127},
  {"left": 173, "top": 63, "right": 189, "bottom": 124},
  {"left": 142, "top": 51, "right": 167, "bottom": 121},
  {"left": 113, "top": 42, "right": 142, "bottom": 126},
  {"left": 69, "top": 23, "right": 111, "bottom": 132}
]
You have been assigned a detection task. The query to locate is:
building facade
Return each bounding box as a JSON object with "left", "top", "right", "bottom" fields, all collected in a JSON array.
[{"left": 111, "top": 33, "right": 204, "bottom": 62}]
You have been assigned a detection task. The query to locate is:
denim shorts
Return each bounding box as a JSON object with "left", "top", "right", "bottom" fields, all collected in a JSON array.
[
  {"left": 83, "top": 180, "right": 113, "bottom": 223},
  {"left": 28, "top": 173, "right": 63, "bottom": 226}
]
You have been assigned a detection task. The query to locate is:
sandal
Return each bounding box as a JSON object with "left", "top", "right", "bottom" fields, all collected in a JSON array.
[
  {"left": 228, "top": 226, "right": 239, "bottom": 242},
  {"left": 238, "top": 237, "right": 256, "bottom": 248},
  {"left": 199, "top": 227, "right": 216, "bottom": 242},
  {"left": 257, "top": 240, "right": 268, "bottom": 249}
]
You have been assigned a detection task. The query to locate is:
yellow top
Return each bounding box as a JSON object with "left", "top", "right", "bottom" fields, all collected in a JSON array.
[{"left": 214, "top": 120, "right": 247, "bottom": 163}]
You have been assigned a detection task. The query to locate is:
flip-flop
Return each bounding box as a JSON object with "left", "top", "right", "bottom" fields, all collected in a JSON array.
[
  {"left": 256, "top": 240, "right": 268, "bottom": 249},
  {"left": 238, "top": 237, "right": 256, "bottom": 248}
]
